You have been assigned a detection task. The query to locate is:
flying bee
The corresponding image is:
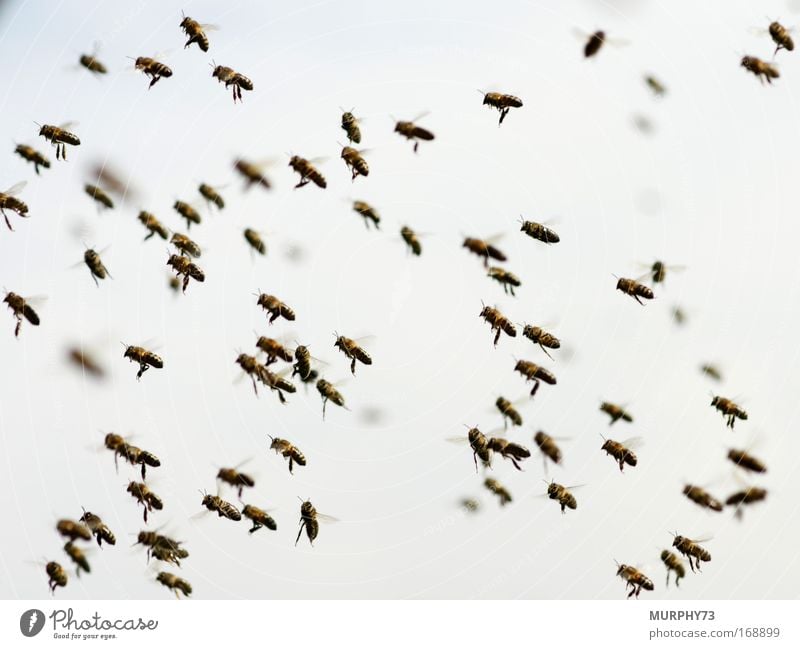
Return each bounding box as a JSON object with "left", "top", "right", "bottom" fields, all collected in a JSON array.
[
  {"left": 316, "top": 378, "right": 347, "bottom": 419},
  {"left": 234, "top": 158, "right": 271, "bottom": 190},
  {"left": 711, "top": 396, "right": 747, "bottom": 429},
  {"left": 211, "top": 63, "right": 253, "bottom": 103},
  {"left": 257, "top": 293, "right": 296, "bottom": 324},
  {"left": 133, "top": 56, "right": 172, "bottom": 89},
  {"left": 478, "top": 91, "right": 523, "bottom": 125},
  {"left": 400, "top": 226, "right": 422, "bottom": 255},
  {"left": 600, "top": 436, "right": 639, "bottom": 473},
  {"left": 582, "top": 30, "right": 606, "bottom": 57},
  {"left": 45, "top": 561, "right": 68, "bottom": 595},
  {"left": 341, "top": 145, "right": 369, "bottom": 180},
  {"left": 519, "top": 218, "right": 559, "bottom": 244},
  {"left": 138, "top": 211, "right": 169, "bottom": 241},
  {"left": 514, "top": 359, "right": 556, "bottom": 398},
  {"left": 56, "top": 519, "right": 92, "bottom": 542},
  {"left": 725, "top": 486, "right": 768, "bottom": 519},
  {"left": 80, "top": 247, "right": 112, "bottom": 286},
  {"left": 672, "top": 306, "right": 687, "bottom": 326},
  {"left": 244, "top": 228, "right": 266, "bottom": 255},
  {"left": 334, "top": 334, "right": 372, "bottom": 375},
  {"left": 727, "top": 448, "right": 767, "bottom": 474},
  {"left": 256, "top": 336, "right": 294, "bottom": 365},
  {"left": 217, "top": 463, "right": 256, "bottom": 499},
  {"left": 341, "top": 109, "right": 362, "bottom": 143},
  {"left": 173, "top": 200, "right": 201, "bottom": 229},
  {"left": 534, "top": 431, "right": 563, "bottom": 468},
  {"left": 479, "top": 304, "right": 516, "bottom": 346},
  {"left": 269, "top": 436, "right": 306, "bottom": 473},
  {"left": 79, "top": 509, "right": 116, "bottom": 548},
  {"left": 600, "top": 401, "right": 632, "bottom": 425},
  {"left": 242, "top": 504, "right": 277, "bottom": 533},
  {"left": 167, "top": 254, "right": 205, "bottom": 293},
  {"left": 14, "top": 144, "right": 50, "bottom": 174},
  {"left": 289, "top": 155, "right": 326, "bottom": 189},
  {"left": 295, "top": 499, "right": 337, "bottom": 546},
  {"left": 741, "top": 56, "right": 779, "bottom": 84},
  {"left": 645, "top": 74, "right": 667, "bottom": 96},
  {"left": 484, "top": 478, "right": 512, "bottom": 506},
  {"left": 660, "top": 550, "right": 685, "bottom": 587},
  {"left": 394, "top": 113, "right": 435, "bottom": 153},
  {"left": 122, "top": 343, "right": 163, "bottom": 380},
  {"left": 683, "top": 484, "right": 724, "bottom": 512},
  {"left": 3, "top": 291, "right": 40, "bottom": 337},
  {"left": 768, "top": 21, "right": 794, "bottom": 55},
  {"left": 463, "top": 236, "right": 506, "bottom": 267},
  {"left": 126, "top": 481, "right": 164, "bottom": 523},
  {"left": 615, "top": 563, "right": 654, "bottom": 599},
  {"left": 461, "top": 498, "right": 480, "bottom": 513},
  {"left": 199, "top": 490, "right": 242, "bottom": 521},
  {"left": 156, "top": 572, "right": 192, "bottom": 598},
  {"left": 84, "top": 184, "right": 114, "bottom": 209},
  {"left": 135, "top": 532, "right": 188, "bottom": 566},
  {"left": 104, "top": 433, "right": 161, "bottom": 479},
  {"left": 259, "top": 366, "right": 297, "bottom": 404},
  {"left": 352, "top": 200, "right": 380, "bottom": 229},
  {"left": 235, "top": 353, "right": 268, "bottom": 396},
  {"left": 0, "top": 181, "right": 29, "bottom": 230},
  {"left": 79, "top": 42, "right": 107, "bottom": 75},
  {"left": 198, "top": 182, "right": 225, "bottom": 209},
  {"left": 700, "top": 364, "right": 722, "bottom": 382},
  {"left": 63, "top": 542, "right": 90, "bottom": 577},
  {"left": 637, "top": 260, "right": 685, "bottom": 285},
  {"left": 292, "top": 344, "right": 315, "bottom": 380},
  {"left": 180, "top": 12, "right": 214, "bottom": 52},
  {"left": 520, "top": 324, "right": 560, "bottom": 360},
  {"left": 671, "top": 534, "right": 711, "bottom": 572},
  {"left": 616, "top": 277, "right": 654, "bottom": 305},
  {"left": 545, "top": 481, "right": 578, "bottom": 514},
  {"left": 37, "top": 122, "right": 80, "bottom": 160},
  {"left": 495, "top": 396, "right": 522, "bottom": 428},
  {"left": 487, "top": 437, "right": 530, "bottom": 471},
  {"left": 447, "top": 426, "right": 492, "bottom": 471},
  {"left": 170, "top": 232, "right": 201, "bottom": 257},
  {"left": 487, "top": 267, "right": 520, "bottom": 296}
]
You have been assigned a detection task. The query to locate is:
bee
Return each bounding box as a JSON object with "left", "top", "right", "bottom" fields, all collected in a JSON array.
[
  {"left": 235, "top": 353, "right": 268, "bottom": 396},
  {"left": 138, "top": 211, "right": 169, "bottom": 241},
  {"left": 292, "top": 344, "right": 314, "bottom": 380},
  {"left": 0, "top": 181, "right": 29, "bottom": 230},
  {"left": 741, "top": 56, "right": 779, "bottom": 84},
  {"left": 122, "top": 344, "right": 163, "bottom": 381},
  {"left": 487, "top": 437, "right": 530, "bottom": 471},
  {"left": 38, "top": 123, "right": 80, "bottom": 160},
  {"left": 63, "top": 542, "right": 90, "bottom": 577},
  {"left": 156, "top": 572, "right": 192, "bottom": 598},
  {"left": 14, "top": 144, "right": 50, "bottom": 174},
  {"left": 479, "top": 304, "right": 516, "bottom": 346},
  {"left": 180, "top": 13, "right": 212, "bottom": 52},
  {"left": 479, "top": 91, "right": 523, "bottom": 125},
  {"left": 711, "top": 396, "right": 747, "bottom": 429},
  {"left": 519, "top": 218, "right": 559, "bottom": 244},
  {"left": 341, "top": 109, "right": 362, "bottom": 143},
  {"left": 616, "top": 563, "right": 654, "bottom": 599},
  {"left": 700, "top": 364, "right": 722, "bottom": 381},
  {"left": 600, "top": 401, "right": 632, "bottom": 425},
  {"left": 244, "top": 228, "right": 266, "bottom": 255},
  {"left": 170, "top": 232, "right": 201, "bottom": 258},
  {"left": 84, "top": 184, "right": 114, "bottom": 209},
  {"left": 211, "top": 63, "right": 253, "bottom": 103},
  {"left": 672, "top": 306, "right": 687, "bottom": 326},
  {"left": 56, "top": 519, "right": 92, "bottom": 542},
  {"left": 514, "top": 359, "right": 556, "bottom": 398},
  {"left": 198, "top": 183, "right": 224, "bottom": 210},
  {"left": 45, "top": 561, "right": 68, "bottom": 595},
  {"left": 104, "top": 433, "right": 161, "bottom": 479},
  {"left": 463, "top": 237, "right": 506, "bottom": 267},
  {"left": 133, "top": 56, "right": 172, "bottom": 89},
  {"left": 394, "top": 113, "right": 435, "bottom": 153},
  {"left": 725, "top": 487, "right": 768, "bottom": 519},
  {"left": 168, "top": 276, "right": 181, "bottom": 293},
  {"left": 639, "top": 260, "right": 684, "bottom": 285},
  {"left": 461, "top": 498, "right": 480, "bottom": 513},
  {"left": 645, "top": 75, "right": 667, "bottom": 97},
  {"left": 173, "top": 200, "right": 201, "bottom": 229},
  {"left": 79, "top": 510, "right": 116, "bottom": 547},
  {"left": 4, "top": 291, "right": 40, "bottom": 337},
  {"left": 79, "top": 43, "right": 107, "bottom": 75},
  {"left": 769, "top": 21, "right": 794, "bottom": 55},
  {"left": 289, "top": 155, "right": 326, "bottom": 189},
  {"left": 200, "top": 490, "right": 242, "bottom": 521},
  {"left": 487, "top": 267, "right": 520, "bottom": 296},
  {"left": 217, "top": 464, "right": 256, "bottom": 499},
  {"left": 545, "top": 481, "right": 578, "bottom": 514},
  {"left": 269, "top": 436, "right": 306, "bottom": 473},
  {"left": 257, "top": 293, "right": 295, "bottom": 324},
  {"left": 727, "top": 448, "right": 767, "bottom": 474},
  {"left": 400, "top": 226, "right": 422, "bottom": 255},
  {"left": 234, "top": 158, "right": 271, "bottom": 190},
  {"left": 259, "top": 366, "right": 297, "bottom": 404},
  {"left": 167, "top": 254, "right": 205, "bottom": 293},
  {"left": 520, "top": 324, "right": 560, "bottom": 360},
  {"left": 616, "top": 277, "right": 654, "bottom": 305},
  {"left": 353, "top": 200, "right": 380, "bottom": 229},
  {"left": 334, "top": 334, "right": 372, "bottom": 375},
  {"left": 671, "top": 534, "right": 711, "bottom": 572},
  {"left": 316, "top": 378, "right": 347, "bottom": 419},
  {"left": 683, "top": 484, "right": 723, "bottom": 512},
  {"left": 81, "top": 247, "right": 112, "bottom": 286},
  {"left": 341, "top": 146, "right": 369, "bottom": 180},
  {"left": 456, "top": 426, "right": 493, "bottom": 471},
  {"left": 484, "top": 478, "right": 512, "bottom": 506},
  {"left": 582, "top": 30, "right": 606, "bottom": 58},
  {"left": 135, "top": 532, "right": 188, "bottom": 566},
  {"left": 600, "top": 437, "right": 638, "bottom": 473},
  {"left": 242, "top": 504, "right": 278, "bottom": 533},
  {"left": 126, "top": 481, "right": 164, "bottom": 523},
  {"left": 660, "top": 550, "right": 685, "bottom": 587},
  {"left": 295, "top": 499, "right": 336, "bottom": 546},
  {"left": 256, "top": 337, "right": 294, "bottom": 365},
  {"left": 495, "top": 396, "right": 522, "bottom": 428},
  {"left": 534, "top": 431, "right": 563, "bottom": 467}
]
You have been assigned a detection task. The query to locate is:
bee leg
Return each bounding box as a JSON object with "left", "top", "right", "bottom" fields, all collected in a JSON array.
[
  {"left": 90, "top": 271, "right": 99, "bottom": 287},
  {"left": 510, "top": 457, "right": 522, "bottom": 471},
  {"left": 633, "top": 294, "right": 644, "bottom": 306},
  {"left": 277, "top": 389, "right": 286, "bottom": 404},
  {"left": 530, "top": 379, "right": 540, "bottom": 399},
  {"left": 249, "top": 522, "right": 260, "bottom": 534},
  {"left": 62, "top": 145, "right": 67, "bottom": 161},
  {"left": 618, "top": 459, "right": 625, "bottom": 472},
  {"left": 14, "top": 318, "right": 21, "bottom": 337},
  {"left": 269, "top": 312, "right": 278, "bottom": 325},
  {"left": 322, "top": 398, "right": 328, "bottom": 421},
  {"left": 2, "top": 210, "right": 13, "bottom": 231},
  {"left": 350, "top": 358, "right": 356, "bottom": 375},
  {"left": 493, "top": 328, "right": 501, "bottom": 346},
  {"left": 413, "top": 141, "right": 419, "bottom": 154},
  {"left": 143, "top": 507, "right": 148, "bottom": 523},
  {"left": 294, "top": 521, "right": 306, "bottom": 546},
  {"left": 182, "top": 276, "right": 189, "bottom": 293},
  {"left": 237, "top": 85, "right": 242, "bottom": 102},
  {"left": 539, "top": 343, "right": 554, "bottom": 361},
  {"left": 149, "top": 75, "right": 160, "bottom": 89},
  {"left": 509, "top": 285, "right": 515, "bottom": 297},
  {"left": 288, "top": 456, "right": 294, "bottom": 473}
]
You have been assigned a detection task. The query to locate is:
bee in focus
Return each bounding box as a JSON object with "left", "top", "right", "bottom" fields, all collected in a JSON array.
[
  {"left": 495, "top": 396, "right": 522, "bottom": 429},
  {"left": 616, "top": 563, "right": 654, "bottom": 599},
  {"left": 740, "top": 56, "right": 779, "bottom": 84},
  {"left": 234, "top": 158, "right": 271, "bottom": 190},
  {"left": 295, "top": 499, "right": 336, "bottom": 546},
  {"left": 600, "top": 436, "right": 639, "bottom": 473},
  {"left": 514, "top": 359, "right": 557, "bottom": 398},
  {"left": 727, "top": 448, "right": 767, "bottom": 474},
  {"left": 316, "top": 378, "right": 347, "bottom": 419},
  {"left": 455, "top": 426, "right": 492, "bottom": 471},
  {"left": 394, "top": 113, "right": 435, "bottom": 153},
  {"left": 682, "top": 484, "right": 723, "bottom": 512},
  {"left": 700, "top": 364, "right": 722, "bottom": 382},
  {"left": 545, "top": 481, "right": 578, "bottom": 514},
  {"left": 487, "top": 267, "right": 521, "bottom": 296},
  {"left": 353, "top": 200, "right": 380, "bottom": 229},
  {"left": 484, "top": 477, "right": 512, "bottom": 506},
  {"left": 80, "top": 247, "right": 112, "bottom": 286},
  {"left": 173, "top": 200, "right": 201, "bottom": 229},
  {"left": 0, "top": 181, "right": 29, "bottom": 230},
  {"left": 671, "top": 534, "right": 711, "bottom": 573},
  {"left": 259, "top": 366, "right": 297, "bottom": 404},
  {"left": 156, "top": 572, "right": 192, "bottom": 598},
  {"left": 519, "top": 218, "right": 559, "bottom": 244},
  {"left": 4, "top": 291, "right": 40, "bottom": 337},
  {"left": 341, "top": 145, "right": 369, "bottom": 181},
  {"left": 725, "top": 486, "right": 767, "bottom": 519},
  {"left": 133, "top": 56, "right": 172, "bottom": 89},
  {"left": 138, "top": 211, "right": 169, "bottom": 241},
  {"left": 79, "top": 509, "right": 116, "bottom": 547},
  {"left": 56, "top": 519, "right": 92, "bottom": 542},
  {"left": 37, "top": 122, "right": 80, "bottom": 160},
  {"left": 211, "top": 63, "right": 253, "bottom": 103},
  {"left": 244, "top": 228, "right": 266, "bottom": 255},
  {"left": 616, "top": 277, "right": 654, "bottom": 305},
  {"left": 534, "top": 431, "right": 563, "bottom": 468},
  {"left": 136, "top": 532, "right": 188, "bottom": 567},
  {"left": 292, "top": 344, "right": 315, "bottom": 381},
  {"left": 235, "top": 353, "right": 268, "bottom": 396},
  {"left": 521, "top": 324, "right": 560, "bottom": 360},
  {"left": 167, "top": 254, "right": 205, "bottom": 293},
  {"left": 79, "top": 43, "right": 107, "bottom": 75},
  {"left": 479, "top": 304, "right": 516, "bottom": 346},
  {"left": 269, "top": 436, "right": 306, "bottom": 473},
  {"left": 487, "top": 436, "right": 530, "bottom": 471},
  {"left": 463, "top": 236, "right": 506, "bottom": 267},
  {"left": 341, "top": 109, "right": 362, "bottom": 143},
  {"left": 289, "top": 155, "right": 326, "bottom": 189},
  {"left": 126, "top": 481, "right": 164, "bottom": 523},
  {"left": 170, "top": 232, "right": 201, "bottom": 258},
  {"left": 217, "top": 463, "right": 256, "bottom": 499},
  {"left": 199, "top": 490, "right": 242, "bottom": 521},
  {"left": 84, "top": 184, "right": 114, "bottom": 210},
  {"left": 180, "top": 12, "right": 213, "bottom": 52},
  {"left": 242, "top": 504, "right": 277, "bottom": 533},
  {"left": 198, "top": 182, "right": 225, "bottom": 210},
  {"left": 334, "top": 334, "right": 372, "bottom": 375},
  {"left": 256, "top": 336, "right": 293, "bottom": 365},
  {"left": 478, "top": 90, "right": 523, "bottom": 125},
  {"left": 122, "top": 344, "right": 163, "bottom": 381},
  {"left": 711, "top": 395, "right": 747, "bottom": 429},
  {"left": 45, "top": 561, "right": 68, "bottom": 595},
  {"left": 600, "top": 401, "right": 632, "bottom": 425},
  {"left": 14, "top": 144, "right": 50, "bottom": 174},
  {"left": 257, "top": 293, "right": 296, "bottom": 324},
  {"left": 400, "top": 226, "right": 422, "bottom": 256},
  {"left": 768, "top": 21, "right": 794, "bottom": 56},
  {"left": 644, "top": 75, "right": 667, "bottom": 97},
  {"left": 103, "top": 433, "right": 161, "bottom": 479},
  {"left": 63, "top": 541, "right": 90, "bottom": 577},
  {"left": 660, "top": 550, "right": 685, "bottom": 588}
]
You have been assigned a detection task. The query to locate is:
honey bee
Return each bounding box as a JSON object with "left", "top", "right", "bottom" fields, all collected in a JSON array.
[
  {"left": 81, "top": 247, "right": 112, "bottom": 286},
  {"left": 487, "top": 267, "right": 521, "bottom": 296},
  {"left": 0, "top": 181, "right": 29, "bottom": 230},
  {"left": 519, "top": 218, "right": 559, "bottom": 244},
  {"left": 394, "top": 113, "right": 435, "bottom": 153},
  {"left": 484, "top": 478, "right": 512, "bottom": 506},
  {"left": 235, "top": 353, "right": 268, "bottom": 395},
  {"left": 292, "top": 344, "right": 315, "bottom": 380},
  {"left": 644, "top": 75, "right": 667, "bottom": 97},
  {"left": 84, "top": 184, "right": 114, "bottom": 209},
  {"left": 260, "top": 366, "right": 297, "bottom": 404},
  {"left": 545, "top": 481, "right": 578, "bottom": 514},
  {"left": 700, "top": 364, "right": 722, "bottom": 382},
  {"left": 727, "top": 448, "right": 767, "bottom": 474},
  {"left": 520, "top": 323, "right": 560, "bottom": 361},
  {"left": 400, "top": 226, "right": 422, "bottom": 255},
  {"left": 4, "top": 291, "right": 40, "bottom": 337},
  {"left": 122, "top": 344, "right": 163, "bottom": 380},
  {"left": 156, "top": 572, "right": 192, "bottom": 598},
  {"left": 63, "top": 542, "right": 90, "bottom": 577},
  {"left": 672, "top": 306, "right": 687, "bottom": 326},
  {"left": 616, "top": 277, "right": 654, "bottom": 305},
  {"left": 514, "top": 359, "right": 556, "bottom": 398},
  {"left": 353, "top": 200, "right": 380, "bottom": 229},
  {"left": 167, "top": 254, "right": 205, "bottom": 293},
  {"left": 103, "top": 433, "right": 161, "bottom": 479},
  {"left": 460, "top": 498, "right": 480, "bottom": 513},
  {"left": 600, "top": 401, "right": 632, "bottom": 425},
  {"left": 341, "top": 146, "right": 369, "bottom": 180},
  {"left": 341, "top": 109, "right": 362, "bottom": 143},
  {"left": 660, "top": 550, "right": 685, "bottom": 587},
  {"left": 79, "top": 42, "right": 107, "bottom": 75},
  {"left": 38, "top": 122, "right": 80, "bottom": 160},
  {"left": 455, "top": 426, "right": 493, "bottom": 471},
  {"left": 671, "top": 534, "right": 711, "bottom": 572},
  {"left": 711, "top": 396, "right": 747, "bottom": 429},
  {"left": 173, "top": 200, "right": 201, "bottom": 229},
  {"left": 741, "top": 56, "right": 779, "bottom": 84},
  {"left": 289, "top": 155, "right": 326, "bottom": 189},
  {"left": 463, "top": 237, "right": 507, "bottom": 267},
  {"left": 479, "top": 91, "right": 523, "bottom": 125},
  {"left": 256, "top": 336, "right": 294, "bottom": 365},
  {"left": 180, "top": 13, "right": 213, "bottom": 52},
  {"left": 133, "top": 56, "right": 173, "bottom": 89},
  {"left": 199, "top": 490, "right": 242, "bottom": 521},
  {"left": 198, "top": 183, "right": 225, "bottom": 210},
  {"left": 257, "top": 293, "right": 295, "bottom": 324},
  {"left": 244, "top": 228, "right": 266, "bottom": 255},
  {"left": 79, "top": 509, "right": 116, "bottom": 547},
  {"left": 479, "top": 304, "right": 516, "bottom": 346},
  {"left": 126, "top": 481, "right": 164, "bottom": 523},
  {"left": 487, "top": 437, "right": 530, "bottom": 471},
  {"left": 295, "top": 499, "right": 336, "bottom": 546},
  {"left": 725, "top": 487, "right": 768, "bottom": 519},
  {"left": 170, "top": 232, "right": 201, "bottom": 258},
  {"left": 14, "top": 144, "right": 50, "bottom": 174},
  {"left": 682, "top": 484, "right": 723, "bottom": 512},
  {"left": 495, "top": 396, "right": 522, "bottom": 428},
  {"left": 768, "top": 21, "right": 794, "bottom": 55},
  {"left": 316, "top": 378, "right": 347, "bottom": 419},
  {"left": 269, "top": 436, "right": 306, "bottom": 473},
  {"left": 211, "top": 63, "right": 253, "bottom": 103},
  {"left": 242, "top": 504, "right": 277, "bottom": 533},
  {"left": 138, "top": 211, "right": 169, "bottom": 241},
  {"left": 56, "top": 519, "right": 92, "bottom": 542},
  {"left": 135, "top": 531, "right": 188, "bottom": 566},
  {"left": 234, "top": 158, "right": 271, "bottom": 190},
  {"left": 217, "top": 463, "right": 256, "bottom": 498},
  {"left": 616, "top": 563, "right": 654, "bottom": 599},
  {"left": 600, "top": 436, "right": 639, "bottom": 473},
  {"left": 534, "top": 431, "right": 563, "bottom": 467},
  {"left": 334, "top": 334, "right": 372, "bottom": 375},
  {"left": 582, "top": 30, "right": 606, "bottom": 57},
  {"left": 45, "top": 561, "right": 68, "bottom": 595},
  {"left": 638, "top": 260, "right": 684, "bottom": 285}
]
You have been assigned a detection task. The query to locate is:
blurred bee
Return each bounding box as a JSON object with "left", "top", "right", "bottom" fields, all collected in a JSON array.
[
  {"left": 639, "top": 260, "right": 684, "bottom": 285},
  {"left": 479, "top": 304, "right": 516, "bottom": 346},
  {"left": 269, "top": 436, "right": 306, "bottom": 473},
  {"left": 534, "top": 431, "right": 563, "bottom": 468},
  {"left": 133, "top": 56, "right": 172, "bottom": 89},
  {"left": 244, "top": 228, "right": 266, "bottom": 255},
  {"left": 487, "top": 437, "right": 530, "bottom": 471},
  {"left": 242, "top": 504, "right": 277, "bottom": 533},
  {"left": 463, "top": 236, "right": 506, "bottom": 267},
  {"left": 316, "top": 378, "right": 346, "bottom": 419},
  {"left": 616, "top": 277, "right": 654, "bottom": 305},
  {"left": 711, "top": 396, "right": 747, "bottom": 429},
  {"left": 353, "top": 200, "right": 380, "bottom": 229},
  {"left": 38, "top": 122, "right": 80, "bottom": 160},
  {"left": 582, "top": 30, "right": 606, "bottom": 57},
  {"left": 79, "top": 43, "right": 107, "bottom": 75},
  {"left": 84, "top": 184, "right": 114, "bottom": 209},
  {"left": 168, "top": 276, "right": 181, "bottom": 293},
  {"left": 79, "top": 509, "right": 116, "bottom": 547},
  {"left": 394, "top": 112, "right": 435, "bottom": 153},
  {"left": 519, "top": 218, "right": 559, "bottom": 244},
  {"left": 136, "top": 532, "right": 188, "bottom": 566},
  {"left": 198, "top": 182, "right": 225, "bottom": 209},
  {"left": 256, "top": 337, "right": 293, "bottom": 365},
  {"left": 63, "top": 542, "right": 90, "bottom": 577},
  {"left": 295, "top": 499, "right": 336, "bottom": 546},
  {"left": 138, "top": 211, "right": 169, "bottom": 241},
  {"left": 727, "top": 448, "right": 767, "bottom": 474},
  {"left": 520, "top": 324, "right": 560, "bottom": 360},
  {"left": 461, "top": 498, "right": 480, "bottom": 513},
  {"left": 487, "top": 267, "right": 520, "bottom": 296},
  {"left": 741, "top": 56, "right": 779, "bottom": 84},
  {"left": 180, "top": 13, "right": 212, "bottom": 52},
  {"left": 660, "top": 550, "right": 685, "bottom": 588},
  {"left": 217, "top": 464, "right": 256, "bottom": 499},
  {"left": 81, "top": 247, "right": 112, "bottom": 286},
  {"left": 400, "top": 226, "right": 422, "bottom": 255},
  {"left": 601, "top": 401, "right": 632, "bottom": 425},
  {"left": 127, "top": 481, "right": 164, "bottom": 523},
  {"left": 545, "top": 481, "right": 578, "bottom": 514},
  {"left": 4, "top": 291, "right": 40, "bottom": 337},
  {"left": 484, "top": 477, "right": 512, "bottom": 506},
  {"left": 289, "top": 155, "right": 326, "bottom": 189},
  {"left": 479, "top": 90, "right": 523, "bottom": 125},
  {"left": 700, "top": 364, "right": 722, "bottom": 382},
  {"left": 334, "top": 334, "right": 372, "bottom": 375},
  {"left": 211, "top": 63, "right": 253, "bottom": 103},
  {"left": 341, "top": 145, "right": 369, "bottom": 180},
  {"left": 495, "top": 396, "right": 522, "bottom": 428},
  {"left": 122, "top": 344, "right": 163, "bottom": 380},
  {"left": 644, "top": 75, "right": 667, "bottom": 97},
  {"left": 616, "top": 563, "right": 654, "bottom": 599},
  {"left": 173, "top": 200, "right": 201, "bottom": 229},
  {"left": 45, "top": 561, "right": 68, "bottom": 595},
  {"left": 725, "top": 487, "right": 767, "bottom": 519},
  {"left": 170, "top": 232, "right": 201, "bottom": 258},
  {"left": 514, "top": 359, "right": 556, "bottom": 398},
  {"left": 0, "top": 181, "right": 29, "bottom": 230},
  {"left": 199, "top": 490, "right": 242, "bottom": 521},
  {"left": 600, "top": 436, "right": 638, "bottom": 473},
  {"left": 156, "top": 572, "right": 192, "bottom": 598},
  {"left": 683, "top": 484, "right": 723, "bottom": 512},
  {"left": 235, "top": 353, "right": 268, "bottom": 396},
  {"left": 14, "top": 144, "right": 50, "bottom": 174},
  {"left": 257, "top": 293, "right": 295, "bottom": 324},
  {"left": 234, "top": 158, "right": 271, "bottom": 190},
  {"left": 56, "top": 519, "right": 91, "bottom": 542},
  {"left": 260, "top": 366, "right": 297, "bottom": 404},
  {"left": 167, "top": 254, "right": 205, "bottom": 293},
  {"left": 768, "top": 21, "right": 794, "bottom": 55},
  {"left": 66, "top": 346, "right": 106, "bottom": 379},
  {"left": 672, "top": 306, "right": 687, "bottom": 326},
  {"left": 671, "top": 534, "right": 711, "bottom": 572},
  {"left": 341, "top": 109, "right": 362, "bottom": 143}
]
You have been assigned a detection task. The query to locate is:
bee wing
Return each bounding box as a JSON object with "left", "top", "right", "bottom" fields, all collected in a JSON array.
[
  {"left": 445, "top": 435, "right": 469, "bottom": 445},
  {"left": 621, "top": 436, "right": 645, "bottom": 449},
  {"left": 565, "top": 484, "right": 586, "bottom": 491},
  {"left": 605, "top": 36, "right": 631, "bottom": 48},
  {"left": 22, "top": 294, "right": 48, "bottom": 307},
  {"left": 200, "top": 23, "right": 220, "bottom": 31},
  {"left": 484, "top": 232, "right": 506, "bottom": 245},
  {"left": 58, "top": 121, "right": 79, "bottom": 131},
  {"left": 316, "top": 512, "right": 338, "bottom": 523},
  {"left": 571, "top": 27, "right": 591, "bottom": 40},
  {"left": 410, "top": 110, "right": 430, "bottom": 123},
  {"left": 3, "top": 180, "right": 27, "bottom": 196},
  {"left": 307, "top": 155, "right": 329, "bottom": 165}
]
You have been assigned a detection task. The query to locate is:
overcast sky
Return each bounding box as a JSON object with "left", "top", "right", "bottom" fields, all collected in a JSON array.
[{"left": 1, "top": 0, "right": 799, "bottom": 599}]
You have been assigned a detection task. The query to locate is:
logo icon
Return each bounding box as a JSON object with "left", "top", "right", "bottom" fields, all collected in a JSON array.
[{"left": 20, "top": 609, "right": 45, "bottom": 637}]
